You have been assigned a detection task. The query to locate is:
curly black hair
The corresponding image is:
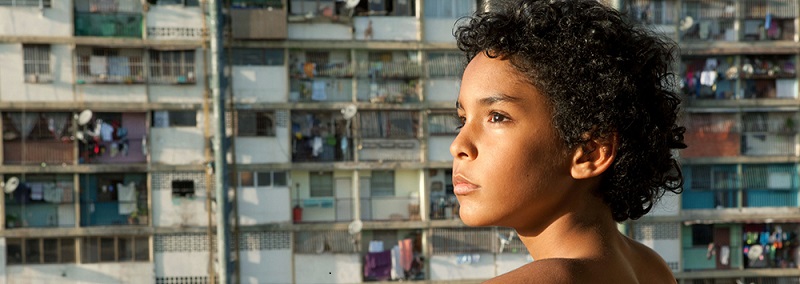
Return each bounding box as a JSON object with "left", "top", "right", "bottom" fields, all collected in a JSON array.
[{"left": 455, "top": 0, "right": 686, "bottom": 221}]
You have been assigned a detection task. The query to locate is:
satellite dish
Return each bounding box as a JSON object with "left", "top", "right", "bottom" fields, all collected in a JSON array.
[
  {"left": 341, "top": 104, "right": 358, "bottom": 120},
  {"left": 345, "top": 0, "right": 360, "bottom": 9},
  {"left": 679, "top": 16, "right": 694, "bottom": 31},
  {"left": 3, "top": 177, "right": 19, "bottom": 194},
  {"left": 77, "top": 110, "right": 93, "bottom": 126},
  {"left": 348, "top": 219, "right": 363, "bottom": 235}
]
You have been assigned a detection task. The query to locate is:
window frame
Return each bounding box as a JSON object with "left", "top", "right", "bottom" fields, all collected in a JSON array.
[
  {"left": 23, "top": 44, "right": 52, "bottom": 83},
  {"left": 6, "top": 237, "right": 76, "bottom": 265},
  {"left": 148, "top": 49, "right": 196, "bottom": 84},
  {"left": 236, "top": 111, "right": 276, "bottom": 137},
  {"left": 309, "top": 171, "right": 334, "bottom": 197},
  {"left": 81, "top": 236, "right": 150, "bottom": 263},
  {"left": 370, "top": 170, "right": 395, "bottom": 197}
]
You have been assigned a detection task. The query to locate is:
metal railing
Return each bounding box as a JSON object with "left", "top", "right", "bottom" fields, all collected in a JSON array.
[
  {"left": 75, "top": 55, "right": 145, "bottom": 84},
  {"left": 2, "top": 140, "right": 74, "bottom": 165},
  {"left": 74, "top": 12, "right": 143, "bottom": 38}
]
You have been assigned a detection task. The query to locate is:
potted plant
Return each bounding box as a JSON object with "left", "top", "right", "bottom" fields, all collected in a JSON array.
[{"left": 136, "top": 207, "right": 148, "bottom": 225}]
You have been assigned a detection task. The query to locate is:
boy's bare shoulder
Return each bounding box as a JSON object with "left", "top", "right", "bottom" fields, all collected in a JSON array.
[{"left": 484, "top": 258, "right": 590, "bottom": 284}]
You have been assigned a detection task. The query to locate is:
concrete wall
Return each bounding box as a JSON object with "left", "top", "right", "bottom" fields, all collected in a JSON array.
[
  {"left": 0, "top": 44, "right": 74, "bottom": 102},
  {"left": 7, "top": 263, "right": 154, "bottom": 284},
  {"left": 232, "top": 66, "right": 288, "bottom": 103},
  {"left": 0, "top": 1, "right": 72, "bottom": 37},
  {"left": 76, "top": 84, "right": 148, "bottom": 103},
  {"left": 430, "top": 253, "right": 495, "bottom": 280},
  {"left": 231, "top": 128, "right": 291, "bottom": 164},
  {"left": 425, "top": 78, "right": 460, "bottom": 102},
  {"left": 146, "top": 5, "right": 203, "bottom": 40},
  {"left": 495, "top": 253, "right": 533, "bottom": 276},
  {"left": 238, "top": 186, "right": 291, "bottom": 225},
  {"left": 287, "top": 23, "right": 353, "bottom": 40},
  {"left": 428, "top": 136, "right": 455, "bottom": 162},
  {"left": 359, "top": 139, "right": 421, "bottom": 162},
  {"left": 150, "top": 117, "right": 205, "bottom": 165},
  {"left": 153, "top": 191, "right": 209, "bottom": 227},
  {"left": 294, "top": 254, "right": 361, "bottom": 284},
  {"left": 424, "top": 18, "right": 460, "bottom": 43},
  {"left": 240, "top": 249, "right": 292, "bottom": 284},
  {"left": 155, "top": 251, "right": 207, "bottom": 277},
  {"left": 353, "top": 17, "right": 419, "bottom": 41}
]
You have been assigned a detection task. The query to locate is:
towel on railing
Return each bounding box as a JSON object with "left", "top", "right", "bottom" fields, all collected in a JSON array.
[{"left": 117, "top": 182, "right": 136, "bottom": 215}]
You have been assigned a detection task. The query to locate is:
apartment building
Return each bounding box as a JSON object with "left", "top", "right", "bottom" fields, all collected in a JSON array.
[{"left": 0, "top": 0, "right": 796, "bottom": 283}]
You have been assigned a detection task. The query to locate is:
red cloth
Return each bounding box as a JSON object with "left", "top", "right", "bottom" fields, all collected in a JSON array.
[{"left": 399, "top": 239, "right": 413, "bottom": 271}]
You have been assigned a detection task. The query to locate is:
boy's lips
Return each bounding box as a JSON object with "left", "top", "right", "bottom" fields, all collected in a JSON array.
[{"left": 453, "top": 174, "right": 479, "bottom": 195}]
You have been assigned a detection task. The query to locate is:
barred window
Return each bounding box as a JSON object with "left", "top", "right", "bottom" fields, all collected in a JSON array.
[
  {"left": 359, "top": 111, "right": 418, "bottom": 138},
  {"left": 82, "top": 236, "right": 149, "bottom": 263},
  {"left": 149, "top": 50, "right": 196, "bottom": 84},
  {"left": 236, "top": 111, "right": 275, "bottom": 137},
  {"left": 23, "top": 44, "right": 51, "bottom": 83},
  {"left": 7, "top": 238, "right": 75, "bottom": 265},
  {"left": 0, "top": 0, "right": 51, "bottom": 7},
  {"left": 310, "top": 171, "right": 334, "bottom": 197},
  {"left": 370, "top": 171, "right": 394, "bottom": 197},
  {"left": 231, "top": 48, "right": 284, "bottom": 66},
  {"left": 429, "top": 112, "right": 460, "bottom": 135}
]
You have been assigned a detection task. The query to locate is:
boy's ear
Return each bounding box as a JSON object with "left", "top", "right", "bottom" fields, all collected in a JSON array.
[{"left": 570, "top": 134, "right": 617, "bottom": 180}]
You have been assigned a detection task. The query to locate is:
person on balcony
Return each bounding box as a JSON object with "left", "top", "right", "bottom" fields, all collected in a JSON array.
[{"left": 450, "top": 0, "right": 686, "bottom": 283}]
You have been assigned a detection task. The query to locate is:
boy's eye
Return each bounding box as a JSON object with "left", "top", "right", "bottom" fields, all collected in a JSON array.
[
  {"left": 490, "top": 112, "right": 508, "bottom": 123},
  {"left": 455, "top": 116, "right": 466, "bottom": 130}
]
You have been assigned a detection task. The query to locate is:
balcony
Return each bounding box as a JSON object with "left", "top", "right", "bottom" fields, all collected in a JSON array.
[
  {"left": 625, "top": 0, "right": 679, "bottom": 39},
  {"left": 680, "top": 0, "right": 736, "bottom": 42},
  {"left": 740, "top": 0, "right": 797, "bottom": 42},
  {"left": 741, "top": 112, "right": 797, "bottom": 157},
  {"left": 683, "top": 223, "right": 798, "bottom": 271},
  {"left": 79, "top": 173, "right": 148, "bottom": 226},
  {"left": 4, "top": 175, "right": 76, "bottom": 229},
  {"left": 289, "top": 50, "right": 354, "bottom": 102},
  {"left": 75, "top": 48, "right": 145, "bottom": 84},
  {"left": 74, "top": 12, "right": 143, "bottom": 38},
  {"left": 231, "top": 0, "right": 287, "bottom": 39},
  {"left": 2, "top": 112, "right": 75, "bottom": 165},
  {"left": 291, "top": 111, "right": 354, "bottom": 163},
  {"left": 681, "top": 113, "right": 740, "bottom": 158},
  {"left": 78, "top": 112, "right": 147, "bottom": 164}
]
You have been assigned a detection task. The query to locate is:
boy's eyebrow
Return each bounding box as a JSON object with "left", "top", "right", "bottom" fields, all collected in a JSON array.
[
  {"left": 479, "top": 93, "right": 521, "bottom": 106},
  {"left": 456, "top": 94, "right": 521, "bottom": 110}
]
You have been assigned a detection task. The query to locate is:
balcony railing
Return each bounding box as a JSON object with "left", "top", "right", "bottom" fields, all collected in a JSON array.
[
  {"left": 292, "top": 137, "right": 353, "bottom": 162},
  {"left": 75, "top": 55, "right": 145, "bottom": 84},
  {"left": 357, "top": 80, "right": 421, "bottom": 103},
  {"left": 79, "top": 136, "right": 147, "bottom": 164},
  {"left": 3, "top": 141, "right": 74, "bottom": 165},
  {"left": 290, "top": 78, "right": 353, "bottom": 102},
  {"left": 356, "top": 61, "right": 422, "bottom": 79},
  {"left": 682, "top": 189, "right": 739, "bottom": 209},
  {"left": 74, "top": 12, "right": 143, "bottom": 38},
  {"left": 80, "top": 201, "right": 147, "bottom": 226},
  {"left": 745, "top": 189, "right": 798, "bottom": 207}
]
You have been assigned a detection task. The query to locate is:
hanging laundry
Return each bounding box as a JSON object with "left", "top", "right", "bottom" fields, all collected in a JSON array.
[
  {"left": 364, "top": 251, "right": 392, "bottom": 281},
  {"left": 57, "top": 181, "right": 73, "bottom": 203},
  {"left": 399, "top": 238, "right": 413, "bottom": 272},
  {"left": 368, "top": 240, "right": 384, "bottom": 253},
  {"left": 89, "top": 56, "right": 108, "bottom": 75},
  {"left": 312, "top": 81, "right": 327, "bottom": 101},
  {"left": 43, "top": 183, "right": 61, "bottom": 203},
  {"left": 117, "top": 182, "right": 137, "bottom": 215},
  {"left": 720, "top": 246, "right": 730, "bottom": 265},
  {"left": 391, "top": 245, "right": 405, "bottom": 280},
  {"left": 29, "top": 182, "right": 44, "bottom": 201},
  {"left": 100, "top": 122, "right": 114, "bottom": 142},
  {"left": 107, "top": 56, "right": 130, "bottom": 77},
  {"left": 700, "top": 71, "right": 717, "bottom": 87},
  {"left": 311, "top": 136, "right": 323, "bottom": 157}
]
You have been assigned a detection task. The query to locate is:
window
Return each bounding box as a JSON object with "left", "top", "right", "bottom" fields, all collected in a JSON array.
[
  {"left": 0, "top": 0, "right": 51, "bottom": 7},
  {"left": 82, "top": 236, "right": 149, "bottom": 263},
  {"left": 231, "top": 48, "right": 284, "bottom": 66},
  {"left": 429, "top": 112, "right": 460, "bottom": 135},
  {"left": 236, "top": 111, "right": 275, "bottom": 137},
  {"left": 364, "top": 0, "right": 414, "bottom": 16},
  {"left": 360, "top": 111, "right": 418, "bottom": 138},
  {"left": 171, "top": 180, "right": 195, "bottom": 197},
  {"left": 146, "top": 0, "right": 199, "bottom": 6},
  {"left": 23, "top": 44, "right": 51, "bottom": 83},
  {"left": 690, "top": 224, "right": 713, "bottom": 246},
  {"left": 149, "top": 50, "right": 196, "bottom": 84},
  {"left": 152, "top": 111, "right": 197, "bottom": 127},
  {"left": 310, "top": 172, "right": 334, "bottom": 197},
  {"left": 256, "top": 171, "right": 288, "bottom": 187},
  {"left": 6, "top": 238, "right": 75, "bottom": 265},
  {"left": 370, "top": 171, "right": 394, "bottom": 197},
  {"left": 424, "top": 0, "right": 474, "bottom": 18}
]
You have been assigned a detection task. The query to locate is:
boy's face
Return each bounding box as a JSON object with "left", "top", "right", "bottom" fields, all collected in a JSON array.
[{"left": 451, "top": 53, "right": 575, "bottom": 232}]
